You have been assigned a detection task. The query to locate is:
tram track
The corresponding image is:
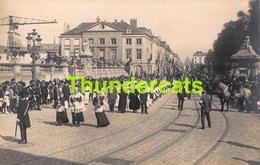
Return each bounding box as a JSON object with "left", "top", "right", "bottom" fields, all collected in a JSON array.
[
  {"left": 83, "top": 105, "right": 183, "bottom": 164},
  {"left": 130, "top": 95, "right": 201, "bottom": 165},
  {"left": 16, "top": 93, "right": 177, "bottom": 165},
  {"left": 84, "top": 95, "right": 200, "bottom": 165},
  {"left": 194, "top": 101, "right": 230, "bottom": 165}
]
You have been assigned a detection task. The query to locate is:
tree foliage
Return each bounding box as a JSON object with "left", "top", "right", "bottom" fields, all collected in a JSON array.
[{"left": 209, "top": 0, "right": 259, "bottom": 73}]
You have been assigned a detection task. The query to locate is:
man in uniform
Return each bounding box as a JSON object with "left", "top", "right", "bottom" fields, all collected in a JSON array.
[
  {"left": 17, "top": 88, "right": 31, "bottom": 144},
  {"left": 199, "top": 90, "right": 211, "bottom": 129}
]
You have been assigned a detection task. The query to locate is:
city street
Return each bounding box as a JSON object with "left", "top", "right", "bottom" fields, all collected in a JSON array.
[{"left": 0, "top": 93, "right": 259, "bottom": 165}]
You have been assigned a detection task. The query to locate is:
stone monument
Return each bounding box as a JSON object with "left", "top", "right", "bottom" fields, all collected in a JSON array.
[
  {"left": 80, "top": 39, "right": 93, "bottom": 76},
  {"left": 230, "top": 36, "right": 260, "bottom": 79}
]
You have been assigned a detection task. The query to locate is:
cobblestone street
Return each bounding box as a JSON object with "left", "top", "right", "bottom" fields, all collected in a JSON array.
[{"left": 0, "top": 93, "right": 259, "bottom": 165}]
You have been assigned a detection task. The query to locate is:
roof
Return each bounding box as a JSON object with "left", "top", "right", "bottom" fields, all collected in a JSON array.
[
  {"left": 193, "top": 51, "right": 206, "bottom": 57},
  {"left": 60, "top": 19, "right": 177, "bottom": 58},
  {"left": 184, "top": 57, "right": 191, "bottom": 66},
  {"left": 60, "top": 21, "right": 152, "bottom": 37},
  {"left": 231, "top": 47, "right": 260, "bottom": 60},
  {"left": 39, "top": 43, "right": 59, "bottom": 53},
  {"left": 61, "top": 22, "right": 97, "bottom": 35},
  {"left": 231, "top": 40, "right": 260, "bottom": 60}
]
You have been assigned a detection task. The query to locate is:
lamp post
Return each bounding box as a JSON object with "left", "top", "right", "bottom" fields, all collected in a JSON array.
[{"left": 26, "top": 29, "right": 42, "bottom": 81}]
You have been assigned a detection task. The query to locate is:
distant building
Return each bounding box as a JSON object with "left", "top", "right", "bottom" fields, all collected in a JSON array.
[
  {"left": 192, "top": 51, "right": 206, "bottom": 67},
  {"left": 0, "top": 43, "right": 59, "bottom": 63},
  {"left": 184, "top": 56, "right": 191, "bottom": 71}
]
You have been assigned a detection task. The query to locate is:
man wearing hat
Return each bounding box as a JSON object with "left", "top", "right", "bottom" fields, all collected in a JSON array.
[
  {"left": 17, "top": 88, "right": 31, "bottom": 144},
  {"left": 199, "top": 90, "right": 211, "bottom": 129}
]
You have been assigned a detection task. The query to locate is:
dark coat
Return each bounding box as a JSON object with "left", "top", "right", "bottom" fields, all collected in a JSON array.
[
  {"left": 34, "top": 87, "right": 41, "bottom": 97},
  {"left": 107, "top": 87, "right": 117, "bottom": 105},
  {"left": 54, "top": 86, "right": 58, "bottom": 101},
  {"left": 140, "top": 93, "right": 148, "bottom": 102},
  {"left": 62, "top": 85, "right": 71, "bottom": 100},
  {"left": 129, "top": 91, "right": 140, "bottom": 110},
  {"left": 118, "top": 89, "right": 128, "bottom": 112},
  {"left": 41, "top": 85, "right": 48, "bottom": 97},
  {"left": 200, "top": 94, "right": 211, "bottom": 113},
  {"left": 177, "top": 87, "right": 186, "bottom": 99},
  {"left": 17, "top": 99, "right": 31, "bottom": 128}
]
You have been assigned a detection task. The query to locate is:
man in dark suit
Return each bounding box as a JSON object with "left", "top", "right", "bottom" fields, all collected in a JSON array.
[
  {"left": 199, "top": 90, "right": 211, "bottom": 129},
  {"left": 62, "top": 82, "right": 71, "bottom": 106},
  {"left": 107, "top": 84, "right": 117, "bottom": 113},
  {"left": 140, "top": 91, "right": 148, "bottom": 114},
  {"left": 17, "top": 88, "right": 31, "bottom": 144},
  {"left": 177, "top": 86, "right": 186, "bottom": 110}
]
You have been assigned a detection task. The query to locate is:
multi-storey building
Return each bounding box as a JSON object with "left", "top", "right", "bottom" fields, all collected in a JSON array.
[
  {"left": 59, "top": 17, "right": 181, "bottom": 76},
  {"left": 192, "top": 51, "right": 206, "bottom": 66}
]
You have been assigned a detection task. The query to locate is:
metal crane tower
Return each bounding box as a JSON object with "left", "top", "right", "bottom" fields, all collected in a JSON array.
[{"left": 0, "top": 15, "right": 57, "bottom": 58}]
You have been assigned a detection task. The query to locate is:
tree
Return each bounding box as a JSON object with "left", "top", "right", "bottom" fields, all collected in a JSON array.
[
  {"left": 212, "top": 11, "right": 250, "bottom": 73},
  {"left": 248, "top": 0, "right": 260, "bottom": 54},
  {"left": 212, "top": 0, "right": 259, "bottom": 74}
]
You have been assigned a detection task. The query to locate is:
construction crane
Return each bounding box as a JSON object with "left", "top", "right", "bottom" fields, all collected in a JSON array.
[{"left": 0, "top": 15, "right": 57, "bottom": 58}]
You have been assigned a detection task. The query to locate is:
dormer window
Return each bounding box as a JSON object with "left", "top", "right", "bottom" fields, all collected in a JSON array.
[
  {"left": 100, "top": 24, "right": 105, "bottom": 29},
  {"left": 126, "top": 29, "right": 132, "bottom": 33}
]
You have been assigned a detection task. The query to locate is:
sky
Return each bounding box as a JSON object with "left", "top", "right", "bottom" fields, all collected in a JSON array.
[{"left": 0, "top": 0, "right": 250, "bottom": 62}]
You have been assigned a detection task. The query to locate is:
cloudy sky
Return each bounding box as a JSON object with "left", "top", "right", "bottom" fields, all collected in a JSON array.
[{"left": 0, "top": 0, "right": 250, "bottom": 62}]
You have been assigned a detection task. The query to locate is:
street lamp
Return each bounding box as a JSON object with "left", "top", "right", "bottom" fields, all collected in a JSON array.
[{"left": 26, "top": 29, "right": 42, "bottom": 81}]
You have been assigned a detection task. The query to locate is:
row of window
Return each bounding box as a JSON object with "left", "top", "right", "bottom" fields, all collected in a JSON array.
[
  {"left": 126, "top": 49, "right": 142, "bottom": 59},
  {"left": 126, "top": 38, "right": 142, "bottom": 45},
  {"left": 64, "top": 48, "right": 142, "bottom": 59},
  {"left": 64, "top": 38, "right": 142, "bottom": 46}
]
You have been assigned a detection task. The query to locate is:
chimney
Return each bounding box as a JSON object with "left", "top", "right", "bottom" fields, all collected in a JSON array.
[
  {"left": 114, "top": 19, "right": 117, "bottom": 22},
  {"left": 66, "top": 24, "right": 70, "bottom": 32},
  {"left": 130, "top": 18, "right": 137, "bottom": 28},
  {"left": 96, "top": 16, "right": 100, "bottom": 22}
]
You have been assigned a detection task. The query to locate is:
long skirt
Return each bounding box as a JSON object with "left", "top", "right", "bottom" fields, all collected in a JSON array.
[
  {"left": 95, "top": 111, "right": 110, "bottom": 127},
  {"left": 118, "top": 97, "right": 127, "bottom": 112},
  {"left": 56, "top": 110, "right": 69, "bottom": 123},
  {"left": 71, "top": 112, "right": 84, "bottom": 124}
]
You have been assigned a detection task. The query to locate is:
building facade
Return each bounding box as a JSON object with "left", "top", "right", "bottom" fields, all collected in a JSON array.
[
  {"left": 192, "top": 51, "right": 206, "bottom": 66},
  {"left": 59, "top": 17, "right": 182, "bottom": 76}
]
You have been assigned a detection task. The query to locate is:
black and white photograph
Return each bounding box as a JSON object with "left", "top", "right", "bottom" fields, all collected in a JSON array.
[{"left": 0, "top": 0, "right": 259, "bottom": 164}]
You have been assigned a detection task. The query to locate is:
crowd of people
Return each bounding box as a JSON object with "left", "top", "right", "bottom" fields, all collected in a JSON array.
[
  {"left": 2, "top": 71, "right": 259, "bottom": 143},
  {"left": 0, "top": 76, "right": 172, "bottom": 126},
  {"left": 189, "top": 69, "right": 260, "bottom": 112}
]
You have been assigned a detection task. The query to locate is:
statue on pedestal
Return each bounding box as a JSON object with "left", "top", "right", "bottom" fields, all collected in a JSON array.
[
  {"left": 82, "top": 39, "right": 91, "bottom": 55},
  {"left": 242, "top": 36, "right": 256, "bottom": 54}
]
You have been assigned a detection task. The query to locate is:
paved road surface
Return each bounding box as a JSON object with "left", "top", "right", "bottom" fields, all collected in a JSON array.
[{"left": 0, "top": 93, "right": 259, "bottom": 165}]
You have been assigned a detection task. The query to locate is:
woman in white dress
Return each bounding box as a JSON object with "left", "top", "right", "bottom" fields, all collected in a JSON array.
[{"left": 69, "top": 87, "right": 84, "bottom": 127}]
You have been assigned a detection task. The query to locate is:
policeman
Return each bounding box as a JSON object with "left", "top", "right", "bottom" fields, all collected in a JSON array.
[{"left": 17, "top": 88, "right": 31, "bottom": 144}]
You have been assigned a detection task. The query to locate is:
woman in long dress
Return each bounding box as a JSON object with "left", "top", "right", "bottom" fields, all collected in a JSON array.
[
  {"left": 93, "top": 92, "right": 110, "bottom": 127},
  {"left": 56, "top": 92, "right": 69, "bottom": 126},
  {"left": 129, "top": 89, "right": 140, "bottom": 113},
  {"left": 69, "top": 87, "right": 84, "bottom": 127},
  {"left": 118, "top": 87, "right": 128, "bottom": 113}
]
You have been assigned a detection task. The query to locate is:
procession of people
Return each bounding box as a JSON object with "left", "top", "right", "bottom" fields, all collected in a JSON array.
[{"left": 1, "top": 69, "right": 259, "bottom": 143}]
